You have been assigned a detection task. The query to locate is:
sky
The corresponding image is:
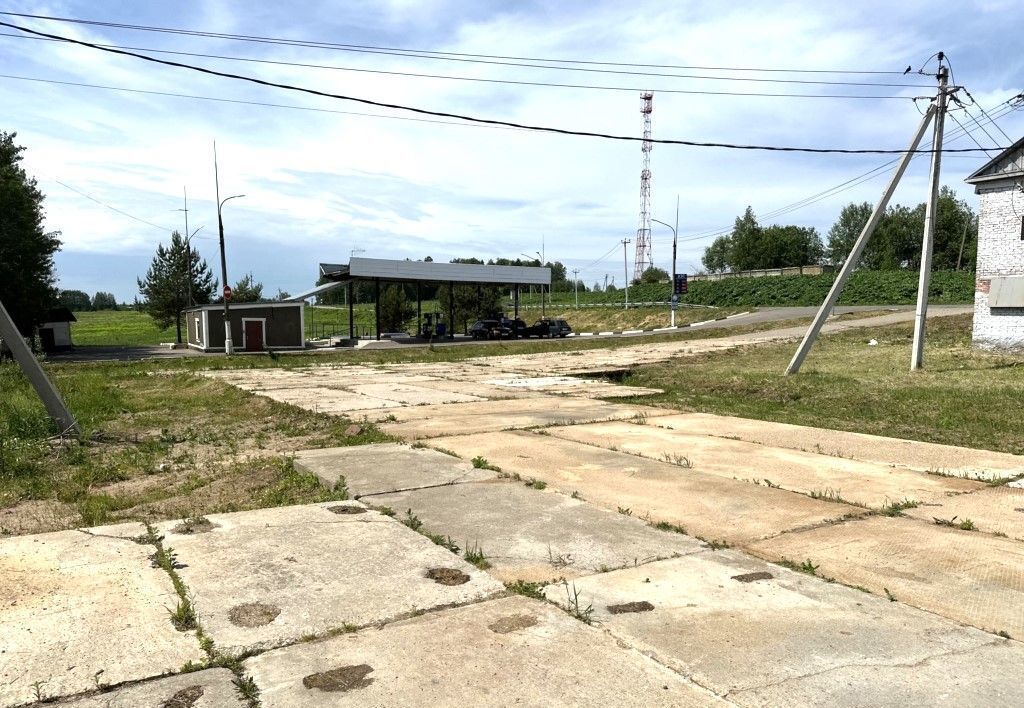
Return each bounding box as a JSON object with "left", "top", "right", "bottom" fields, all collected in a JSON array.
[{"left": 1, "top": 0, "right": 1022, "bottom": 301}]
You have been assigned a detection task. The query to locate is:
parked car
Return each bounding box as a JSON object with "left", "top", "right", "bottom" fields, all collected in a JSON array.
[
  {"left": 525, "top": 318, "right": 573, "bottom": 338},
  {"left": 498, "top": 317, "right": 529, "bottom": 338},
  {"left": 469, "top": 319, "right": 503, "bottom": 340}
]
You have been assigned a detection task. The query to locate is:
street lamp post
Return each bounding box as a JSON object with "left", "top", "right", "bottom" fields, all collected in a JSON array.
[
  {"left": 652, "top": 195, "right": 680, "bottom": 326},
  {"left": 175, "top": 187, "right": 205, "bottom": 310},
  {"left": 213, "top": 142, "right": 244, "bottom": 355}
]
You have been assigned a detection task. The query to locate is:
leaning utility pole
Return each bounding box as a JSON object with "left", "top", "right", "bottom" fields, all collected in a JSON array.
[
  {"left": 0, "top": 299, "right": 78, "bottom": 436},
  {"left": 910, "top": 64, "right": 949, "bottom": 371},
  {"left": 621, "top": 238, "right": 632, "bottom": 310},
  {"left": 785, "top": 102, "right": 940, "bottom": 374}
]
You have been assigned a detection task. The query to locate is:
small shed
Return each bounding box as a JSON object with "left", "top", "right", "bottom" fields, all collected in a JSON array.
[
  {"left": 965, "top": 135, "right": 1024, "bottom": 350},
  {"left": 38, "top": 307, "right": 77, "bottom": 353},
  {"left": 185, "top": 302, "right": 305, "bottom": 352}
]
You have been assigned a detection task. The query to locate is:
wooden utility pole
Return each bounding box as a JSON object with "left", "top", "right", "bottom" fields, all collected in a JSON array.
[
  {"left": 0, "top": 299, "right": 78, "bottom": 436},
  {"left": 911, "top": 64, "right": 949, "bottom": 371}
]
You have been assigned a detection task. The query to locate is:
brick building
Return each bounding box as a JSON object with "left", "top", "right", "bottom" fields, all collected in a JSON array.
[{"left": 965, "top": 136, "right": 1024, "bottom": 350}]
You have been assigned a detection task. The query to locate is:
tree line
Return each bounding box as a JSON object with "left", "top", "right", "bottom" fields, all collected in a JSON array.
[
  {"left": 702, "top": 186, "right": 978, "bottom": 274},
  {"left": 57, "top": 290, "right": 120, "bottom": 311}
]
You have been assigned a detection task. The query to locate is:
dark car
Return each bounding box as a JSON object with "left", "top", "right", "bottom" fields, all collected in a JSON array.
[
  {"left": 469, "top": 319, "right": 502, "bottom": 340},
  {"left": 525, "top": 318, "right": 573, "bottom": 338},
  {"left": 498, "top": 317, "right": 529, "bottom": 338}
]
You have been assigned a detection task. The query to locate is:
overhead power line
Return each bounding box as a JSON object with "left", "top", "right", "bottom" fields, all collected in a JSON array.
[
  {"left": 0, "top": 74, "right": 521, "bottom": 131},
  {"left": 0, "top": 21, "right": 1003, "bottom": 155},
  {"left": 0, "top": 12, "right": 920, "bottom": 76},
  {"left": 0, "top": 32, "right": 935, "bottom": 92},
  {"left": 54, "top": 179, "right": 169, "bottom": 232}
]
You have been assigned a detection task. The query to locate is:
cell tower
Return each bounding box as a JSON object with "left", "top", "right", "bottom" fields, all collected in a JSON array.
[{"left": 633, "top": 91, "right": 654, "bottom": 281}]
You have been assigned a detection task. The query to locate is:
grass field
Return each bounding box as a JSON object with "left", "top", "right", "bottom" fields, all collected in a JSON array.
[
  {"left": 72, "top": 310, "right": 178, "bottom": 346},
  {"left": 622, "top": 313, "right": 1024, "bottom": 455}
]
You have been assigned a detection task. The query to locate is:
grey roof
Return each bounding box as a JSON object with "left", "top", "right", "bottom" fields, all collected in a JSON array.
[
  {"left": 965, "top": 135, "right": 1024, "bottom": 186},
  {"left": 319, "top": 257, "right": 552, "bottom": 286}
]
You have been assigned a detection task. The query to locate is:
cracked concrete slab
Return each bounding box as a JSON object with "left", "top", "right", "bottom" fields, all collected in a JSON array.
[
  {"left": 245, "top": 595, "right": 724, "bottom": 707},
  {"left": 293, "top": 443, "right": 495, "bottom": 497},
  {"left": 542, "top": 553, "right": 1024, "bottom": 707},
  {"left": 153, "top": 503, "right": 504, "bottom": 656},
  {"left": 652, "top": 413, "right": 1024, "bottom": 480},
  {"left": 482, "top": 375, "right": 662, "bottom": 399},
  {"left": 378, "top": 398, "right": 664, "bottom": 439},
  {"left": 257, "top": 387, "right": 405, "bottom": 413},
  {"left": 0, "top": 526, "right": 204, "bottom": 706},
  {"left": 749, "top": 515, "right": 1024, "bottom": 638},
  {"left": 904, "top": 485, "right": 1024, "bottom": 541},
  {"left": 37, "top": 668, "right": 245, "bottom": 707},
  {"left": 429, "top": 430, "right": 868, "bottom": 545},
  {"left": 344, "top": 382, "right": 484, "bottom": 405},
  {"left": 546, "top": 421, "right": 984, "bottom": 508},
  {"left": 371, "top": 479, "right": 705, "bottom": 582}
]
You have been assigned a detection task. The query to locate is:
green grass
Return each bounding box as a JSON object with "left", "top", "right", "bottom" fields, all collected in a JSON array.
[
  {"left": 72, "top": 310, "right": 178, "bottom": 346},
  {"left": 0, "top": 356, "right": 391, "bottom": 532},
  {"left": 622, "top": 314, "right": 1024, "bottom": 455}
]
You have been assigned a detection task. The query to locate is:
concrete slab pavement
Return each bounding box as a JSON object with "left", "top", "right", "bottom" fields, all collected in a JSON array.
[
  {"left": 345, "top": 382, "right": 484, "bottom": 405},
  {"left": 542, "top": 553, "right": 1024, "bottom": 707},
  {"left": 547, "top": 420, "right": 985, "bottom": 508},
  {"left": 0, "top": 526, "right": 204, "bottom": 706},
  {"left": 904, "top": 485, "right": 1024, "bottom": 541},
  {"left": 292, "top": 443, "right": 495, "bottom": 497},
  {"left": 153, "top": 503, "right": 504, "bottom": 656},
  {"left": 749, "top": 515, "right": 1024, "bottom": 638},
  {"left": 33, "top": 668, "right": 245, "bottom": 707},
  {"left": 430, "top": 430, "right": 869, "bottom": 545},
  {"left": 379, "top": 398, "right": 664, "bottom": 439},
  {"left": 652, "top": 413, "right": 1024, "bottom": 480},
  {"left": 371, "top": 479, "right": 705, "bottom": 582},
  {"left": 245, "top": 595, "right": 724, "bottom": 707}
]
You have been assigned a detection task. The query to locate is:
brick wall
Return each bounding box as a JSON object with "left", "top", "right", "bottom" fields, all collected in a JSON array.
[{"left": 972, "top": 183, "right": 1024, "bottom": 349}]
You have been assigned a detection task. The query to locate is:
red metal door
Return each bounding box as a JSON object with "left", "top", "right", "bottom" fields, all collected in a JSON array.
[{"left": 244, "top": 320, "right": 264, "bottom": 352}]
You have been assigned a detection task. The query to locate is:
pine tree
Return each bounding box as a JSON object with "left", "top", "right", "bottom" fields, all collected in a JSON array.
[
  {"left": 0, "top": 131, "right": 61, "bottom": 337},
  {"left": 137, "top": 231, "right": 216, "bottom": 343}
]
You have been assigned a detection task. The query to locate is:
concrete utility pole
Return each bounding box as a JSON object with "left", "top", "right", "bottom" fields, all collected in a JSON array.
[
  {"left": 214, "top": 142, "right": 244, "bottom": 355},
  {"left": 621, "top": 239, "right": 632, "bottom": 310},
  {"left": 572, "top": 268, "right": 580, "bottom": 309},
  {"left": 176, "top": 187, "right": 205, "bottom": 310},
  {"left": 0, "top": 299, "right": 79, "bottom": 436},
  {"left": 911, "top": 64, "right": 949, "bottom": 371},
  {"left": 785, "top": 102, "right": 938, "bottom": 375}
]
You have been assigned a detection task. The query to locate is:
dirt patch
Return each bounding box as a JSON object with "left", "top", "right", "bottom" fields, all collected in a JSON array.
[
  {"left": 161, "top": 685, "right": 204, "bottom": 708},
  {"left": 488, "top": 614, "right": 539, "bottom": 634},
  {"left": 607, "top": 601, "right": 655, "bottom": 614},
  {"left": 303, "top": 664, "right": 375, "bottom": 693},
  {"left": 228, "top": 601, "right": 282, "bottom": 627},
  {"left": 426, "top": 567, "right": 470, "bottom": 585},
  {"left": 327, "top": 505, "right": 367, "bottom": 515},
  {"left": 732, "top": 571, "right": 774, "bottom": 583},
  {"left": 171, "top": 517, "right": 219, "bottom": 534}
]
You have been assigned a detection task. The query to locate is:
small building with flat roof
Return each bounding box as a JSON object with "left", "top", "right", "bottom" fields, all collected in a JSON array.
[
  {"left": 185, "top": 302, "right": 305, "bottom": 352},
  {"left": 38, "top": 307, "right": 76, "bottom": 353},
  {"left": 965, "top": 135, "right": 1024, "bottom": 350}
]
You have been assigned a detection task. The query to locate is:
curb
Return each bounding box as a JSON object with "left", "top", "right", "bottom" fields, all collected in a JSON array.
[{"left": 566, "top": 311, "right": 751, "bottom": 338}]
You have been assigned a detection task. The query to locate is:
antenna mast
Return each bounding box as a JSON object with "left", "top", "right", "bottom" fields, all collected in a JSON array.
[{"left": 633, "top": 91, "right": 654, "bottom": 281}]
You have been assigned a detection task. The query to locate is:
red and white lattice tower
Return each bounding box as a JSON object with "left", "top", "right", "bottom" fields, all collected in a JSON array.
[{"left": 633, "top": 91, "right": 654, "bottom": 281}]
